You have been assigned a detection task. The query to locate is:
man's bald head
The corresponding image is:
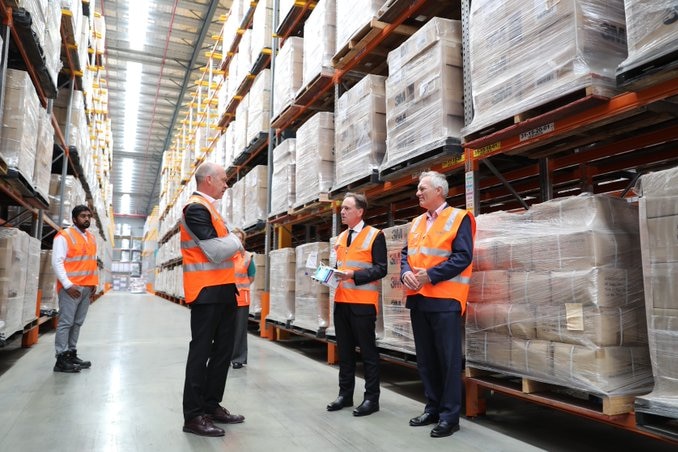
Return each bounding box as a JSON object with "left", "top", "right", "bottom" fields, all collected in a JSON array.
[
  {"left": 194, "top": 162, "right": 228, "bottom": 199},
  {"left": 195, "top": 162, "right": 221, "bottom": 186}
]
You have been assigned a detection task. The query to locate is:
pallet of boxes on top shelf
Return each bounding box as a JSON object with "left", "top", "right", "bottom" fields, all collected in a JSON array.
[
  {"left": 296, "top": 0, "right": 335, "bottom": 106},
  {"left": 250, "top": 0, "right": 273, "bottom": 73},
  {"left": 245, "top": 69, "right": 271, "bottom": 155},
  {"left": 269, "top": 138, "right": 296, "bottom": 218},
  {"left": 243, "top": 165, "right": 268, "bottom": 231},
  {"left": 462, "top": 0, "right": 628, "bottom": 145},
  {"left": 271, "top": 36, "right": 304, "bottom": 128},
  {"left": 616, "top": 0, "right": 678, "bottom": 89},
  {"left": 380, "top": 17, "right": 464, "bottom": 181}
]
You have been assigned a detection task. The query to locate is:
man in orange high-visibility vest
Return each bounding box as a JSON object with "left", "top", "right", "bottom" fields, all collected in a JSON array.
[
  {"left": 401, "top": 171, "right": 475, "bottom": 438},
  {"left": 52, "top": 205, "right": 98, "bottom": 373},
  {"left": 327, "top": 193, "right": 387, "bottom": 417},
  {"left": 180, "top": 162, "right": 245, "bottom": 438}
]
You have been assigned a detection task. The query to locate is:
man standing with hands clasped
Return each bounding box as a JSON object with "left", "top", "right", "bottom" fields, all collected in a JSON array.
[
  {"left": 327, "top": 193, "right": 387, "bottom": 416},
  {"left": 401, "top": 171, "right": 475, "bottom": 438},
  {"left": 180, "top": 162, "right": 245, "bottom": 437}
]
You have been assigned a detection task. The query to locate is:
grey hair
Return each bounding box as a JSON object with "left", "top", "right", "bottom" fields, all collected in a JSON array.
[
  {"left": 419, "top": 171, "right": 448, "bottom": 195},
  {"left": 344, "top": 192, "right": 368, "bottom": 211},
  {"left": 195, "top": 162, "right": 220, "bottom": 185}
]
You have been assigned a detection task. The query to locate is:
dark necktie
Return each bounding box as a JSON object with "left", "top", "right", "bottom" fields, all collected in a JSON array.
[{"left": 347, "top": 229, "right": 354, "bottom": 247}]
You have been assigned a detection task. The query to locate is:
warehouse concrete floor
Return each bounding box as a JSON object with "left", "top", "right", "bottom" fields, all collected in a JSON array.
[{"left": 0, "top": 292, "right": 674, "bottom": 451}]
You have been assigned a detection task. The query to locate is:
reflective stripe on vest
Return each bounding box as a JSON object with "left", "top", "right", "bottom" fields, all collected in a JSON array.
[
  {"left": 334, "top": 225, "right": 381, "bottom": 306},
  {"left": 406, "top": 207, "right": 475, "bottom": 314},
  {"left": 180, "top": 194, "right": 236, "bottom": 303}
]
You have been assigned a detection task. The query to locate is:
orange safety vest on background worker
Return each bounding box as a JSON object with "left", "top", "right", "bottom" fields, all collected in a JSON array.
[
  {"left": 405, "top": 207, "right": 476, "bottom": 314},
  {"left": 334, "top": 225, "right": 380, "bottom": 307},
  {"left": 56, "top": 227, "right": 99, "bottom": 292},
  {"left": 234, "top": 251, "right": 251, "bottom": 307},
  {"left": 180, "top": 194, "right": 235, "bottom": 304}
]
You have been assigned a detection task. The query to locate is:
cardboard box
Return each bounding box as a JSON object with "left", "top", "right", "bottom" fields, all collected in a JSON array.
[
  {"left": 642, "top": 263, "right": 678, "bottom": 310},
  {"left": 550, "top": 268, "right": 644, "bottom": 308},
  {"left": 466, "top": 331, "right": 512, "bottom": 370},
  {"left": 269, "top": 248, "right": 296, "bottom": 322},
  {"left": 469, "top": 270, "right": 510, "bottom": 303},
  {"left": 294, "top": 112, "right": 335, "bottom": 207},
  {"left": 510, "top": 339, "right": 553, "bottom": 379},
  {"left": 509, "top": 271, "right": 551, "bottom": 305},
  {"left": 644, "top": 214, "right": 678, "bottom": 263},
  {"left": 622, "top": 0, "right": 678, "bottom": 61}
]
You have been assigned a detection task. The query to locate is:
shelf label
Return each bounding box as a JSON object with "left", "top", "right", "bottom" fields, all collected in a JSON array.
[
  {"left": 519, "top": 122, "right": 555, "bottom": 142},
  {"left": 441, "top": 154, "right": 465, "bottom": 168},
  {"left": 473, "top": 142, "right": 501, "bottom": 158},
  {"left": 306, "top": 251, "right": 318, "bottom": 269}
]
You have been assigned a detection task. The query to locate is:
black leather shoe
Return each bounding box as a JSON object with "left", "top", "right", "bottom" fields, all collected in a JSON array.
[
  {"left": 232, "top": 362, "right": 243, "bottom": 369},
  {"left": 353, "top": 399, "right": 379, "bottom": 417},
  {"left": 183, "top": 415, "right": 225, "bottom": 437},
  {"left": 68, "top": 350, "right": 91, "bottom": 369},
  {"left": 430, "top": 420, "right": 460, "bottom": 438},
  {"left": 208, "top": 405, "right": 245, "bottom": 424},
  {"left": 327, "top": 395, "right": 353, "bottom": 411},
  {"left": 53, "top": 353, "right": 80, "bottom": 373},
  {"left": 409, "top": 412, "right": 439, "bottom": 426}
]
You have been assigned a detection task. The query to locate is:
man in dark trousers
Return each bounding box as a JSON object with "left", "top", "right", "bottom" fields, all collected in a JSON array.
[
  {"left": 327, "top": 192, "right": 387, "bottom": 417},
  {"left": 180, "top": 162, "right": 245, "bottom": 437},
  {"left": 401, "top": 171, "right": 475, "bottom": 438}
]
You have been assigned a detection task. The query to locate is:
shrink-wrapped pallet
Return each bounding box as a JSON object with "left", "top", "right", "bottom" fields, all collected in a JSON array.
[
  {"left": 467, "top": 194, "right": 652, "bottom": 396},
  {"left": 335, "top": 0, "right": 386, "bottom": 55},
  {"left": 230, "top": 178, "right": 246, "bottom": 229},
  {"left": 383, "top": 18, "right": 463, "bottom": 171},
  {"left": 250, "top": 253, "right": 266, "bottom": 315},
  {"left": 378, "top": 223, "right": 413, "bottom": 353},
  {"left": 34, "top": 110, "right": 55, "bottom": 201},
  {"left": 243, "top": 165, "right": 268, "bottom": 229},
  {"left": 236, "top": 29, "right": 252, "bottom": 87},
  {"left": 273, "top": 37, "right": 304, "bottom": 119},
  {"left": 251, "top": 0, "right": 273, "bottom": 57},
  {"left": 0, "top": 229, "right": 29, "bottom": 341},
  {"left": 234, "top": 100, "right": 249, "bottom": 158},
  {"left": 465, "top": 0, "right": 628, "bottom": 135},
  {"left": 39, "top": 250, "right": 58, "bottom": 312},
  {"left": 635, "top": 167, "right": 678, "bottom": 418},
  {"left": 54, "top": 89, "right": 87, "bottom": 153},
  {"left": 294, "top": 242, "right": 330, "bottom": 332},
  {"left": 223, "top": 124, "right": 236, "bottom": 169},
  {"left": 44, "top": 1, "right": 63, "bottom": 87},
  {"left": 246, "top": 69, "right": 271, "bottom": 147},
  {"left": 326, "top": 235, "right": 338, "bottom": 337},
  {"left": 294, "top": 112, "right": 334, "bottom": 207},
  {"left": 617, "top": 1, "right": 678, "bottom": 78},
  {"left": 334, "top": 74, "right": 386, "bottom": 189},
  {"left": 302, "top": 0, "right": 336, "bottom": 88},
  {"left": 268, "top": 248, "right": 296, "bottom": 323},
  {"left": 48, "top": 175, "right": 85, "bottom": 226},
  {"left": 22, "top": 237, "right": 41, "bottom": 325},
  {"left": 221, "top": 187, "right": 233, "bottom": 226},
  {"left": 0, "top": 69, "right": 40, "bottom": 182},
  {"left": 270, "top": 139, "right": 296, "bottom": 216}
]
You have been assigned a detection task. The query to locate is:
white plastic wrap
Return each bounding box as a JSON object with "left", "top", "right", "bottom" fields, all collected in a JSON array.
[
  {"left": 230, "top": 178, "right": 246, "bottom": 229},
  {"left": 268, "top": 248, "right": 296, "bottom": 323},
  {"left": 18, "top": 0, "right": 46, "bottom": 47},
  {"left": 378, "top": 223, "right": 413, "bottom": 354},
  {"left": 294, "top": 242, "right": 330, "bottom": 332},
  {"left": 0, "top": 69, "right": 40, "bottom": 181},
  {"left": 278, "top": 0, "right": 296, "bottom": 26},
  {"left": 294, "top": 112, "right": 334, "bottom": 207},
  {"left": 273, "top": 37, "right": 304, "bottom": 119},
  {"left": 22, "top": 237, "right": 41, "bottom": 325},
  {"left": 635, "top": 166, "right": 678, "bottom": 417},
  {"left": 465, "top": 0, "right": 628, "bottom": 135},
  {"left": 302, "top": 0, "right": 336, "bottom": 88},
  {"left": 44, "top": 1, "right": 63, "bottom": 87},
  {"left": 382, "top": 18, "right": 463, "bottom": 171},
  {"left": 251, "top": 0, "right": 272, "bottom": 57},
  {"left": 39, "top": 250, "right": 58, "bottom": 312},
  {"left": 235, "top": 29, "right": 252, "bottom": 88},
  {"left": 0, "top": 228, "right": 29, "bottom": 340},
  {"left": 270, "top": 138, "right": 296, "bottom": 216},
  {"left": 34, "top": 110, "right": 55, "bottom": 200},
  {"left": 250, "top": 253, "right": 266, "bottom": 315},
  {"left": 234, "top": 99, "right": 249, "bottom": 158},
  {"left": 334, "top": 74, "right": 386, "bottom": 188},
  {"left": 618, "top": 1, "right": 678, "bottom": 75},
  {"left": 335, "top": 0, "right": 386, "bottom": 54},
  {"left": 221, "top": 187, "right": 233, "bottom": 226},
  {"left": 246, "top": 69, "right": 271, "bottom": 147},
  {"left": 243, "top": 165, "right": 268, "bottom": 229},
  {"left": 327, "top": 235, "right": 337, "bottom": 337},
  {"left": 466, "top": 194, "right": 653, "bottom": 396},
  {"left": 48, "top": 175, "right": 86, "bottom": 226}
]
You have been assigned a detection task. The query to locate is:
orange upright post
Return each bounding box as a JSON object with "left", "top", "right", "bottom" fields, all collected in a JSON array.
[
  {"left": 22, "top": 289, "right": 42, "bottom": 347},
  {"left": 260, "top": 292, "right": 274, "bottom": 340},
  {"left": 327, "top": 343, "right": 338, "bottom": 365}
]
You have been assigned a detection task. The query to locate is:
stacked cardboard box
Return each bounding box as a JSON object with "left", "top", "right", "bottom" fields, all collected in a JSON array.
[
  {"left": 302, "top": 0, "right": 336, "bottom": 88},
  {"left": 0, "top": 229, "right": 29, "bottom": 341},
  {"left": 268, "top": 248, "right": 296, "bottom": 323},
  {"left": 273, "top": 37, "right": 304, "bottom": 119},
  {"left": 246, "top": 69, "right": 271, "bottom": 147},
  {"left": 22, "top": 237, "right": 41, "bottom": 325},
  {"left": 294, "top": 242, "right": 330, "bottom": 332},
  {"left": 618, "top": 1, "right": 678, "bottom": 73},
  {"left": 335, "top": 0, "right": 386, "bottom": 54},
  {"left": 48, "top": 175, "right": 86, "bottom": 226},
  {"left": 39, "top": 250, "right": 58, "bottom": 312},
  {"left": 465, "top": 0, "right": 627, "bottom": 135},
  {"left": 230, "top": 178, "right": 246, "bottom": 229},
  {"left": 334, "top": 75, "right": 386, "bottom": 189},
  {"left": 383, "top": 18, "right": 463, "bottom": 171},
  {"left": 378, "top": 223, "right": 413, "bottom": 354},
  {"left": 250, "top": 253, "right": 266, "bottom": 315},
  {"left": 294, "top": 112, "right": 334, "bottom": 207},
  {"left": 0, "top": 69, "right": 40, "bottom": 181},
  {"left": 635, "top": 167, "right": 678, "bottom": 418},
  {"left": 467, "top": 194, "right": 654, "bottom": 396},
  {"left": 34, "top": 110, "right": 55, "bottom": 201},
  {"left": 270, "top": 139, "right": 296, "bottom": 216},
  {"left": 54, "top": 89, "right": 88, "bottom": 153},
  {"left": 243, "top": 165, "right": 268, "bottom": 229}
]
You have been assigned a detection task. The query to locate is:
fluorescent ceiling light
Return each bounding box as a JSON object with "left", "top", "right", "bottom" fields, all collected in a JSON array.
[
  {"left": 120, "top": 194, "right": 131, "bottom": 214},
  {"left": 121, "top": 158, "right": 135, "bottom": 193},
  {"left": 124, "top": 61, "right": 142, "bottom": 152},
  {"left": 128, "top": 0, "right": 150, "bottom": 51}
]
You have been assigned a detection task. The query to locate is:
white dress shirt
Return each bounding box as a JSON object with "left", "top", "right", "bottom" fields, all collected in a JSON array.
[
  {"left": 347, "top": 220, "right": 365, "bottom": 243},
  {"left": 52, "top": 226, "right": 91, "bottom": 289}
]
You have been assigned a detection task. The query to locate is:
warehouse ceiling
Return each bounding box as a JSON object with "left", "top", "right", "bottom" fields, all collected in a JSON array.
[{"left": 101, "top": 0, "right": 231, "bottom": 217}]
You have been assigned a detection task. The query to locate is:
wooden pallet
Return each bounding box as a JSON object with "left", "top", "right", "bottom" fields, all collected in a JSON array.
[
  {"left": 617, "top": 47, "right": 678, "bottom": 91},
  {"left": 465, "top": 367, "right": 637, "bottom": 417},
  {"left": 1, "top": 167, "right": 49, "bottom": 209},
  {"left": 329, "top": 169, "right": 381, "bottom": 199},
  {"left": 295, "top": 68, "right": 335, "bottom": 107},
  {"left": 377, "top": 0, "right": 459, "bottom": 24},
  {"left": 635, "top": 410, "right": 678, "bottom": 443},
  {"left": 379, "top": 137, "right": 463, "bottom": 182},
  {"left": 464, "top": 82, "right": 617, "bottom": 150},
  {"left": 332, "top": 19, "right": 417, "bottom": 74},
  {"left": 288, "top": 193, "right": 332, "bottom": 216}
]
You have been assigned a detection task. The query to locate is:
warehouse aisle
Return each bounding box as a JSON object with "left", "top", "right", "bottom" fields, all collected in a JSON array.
[{"left": 0, "top": 292, "right": 540, "bottom": 452}]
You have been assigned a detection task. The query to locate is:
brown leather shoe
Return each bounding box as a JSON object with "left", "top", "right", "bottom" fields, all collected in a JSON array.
[
  {"left": 182, "top": 415, "right": 225, "bottom": 437},
  {"left": 208, "top": 405, "right": 245, "bottom": 424}
]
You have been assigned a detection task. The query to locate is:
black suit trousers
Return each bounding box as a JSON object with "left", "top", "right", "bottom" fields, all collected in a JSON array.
[
  {"left": 183, "top": 300, "right": 237, "bottom": 421},
  {"left": 334, "top": 302, "right": 380, "bottom": 401}
]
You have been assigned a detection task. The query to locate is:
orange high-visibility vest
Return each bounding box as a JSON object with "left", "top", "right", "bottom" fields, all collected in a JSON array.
[
  {"left": 334, "top": 225, "right": 380, "bottom": 307},
  {"left": 56, "top": 227, "right": 99, "bottom": 292},
  {"left": 406, "top": 207, "right": 476, "bottom": 314},
  {"left": 234, "top": 251, "right": 252, "bottom": 307},
  {"left": 180, "top": 194, "right": 235, "bottom": 303}
]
